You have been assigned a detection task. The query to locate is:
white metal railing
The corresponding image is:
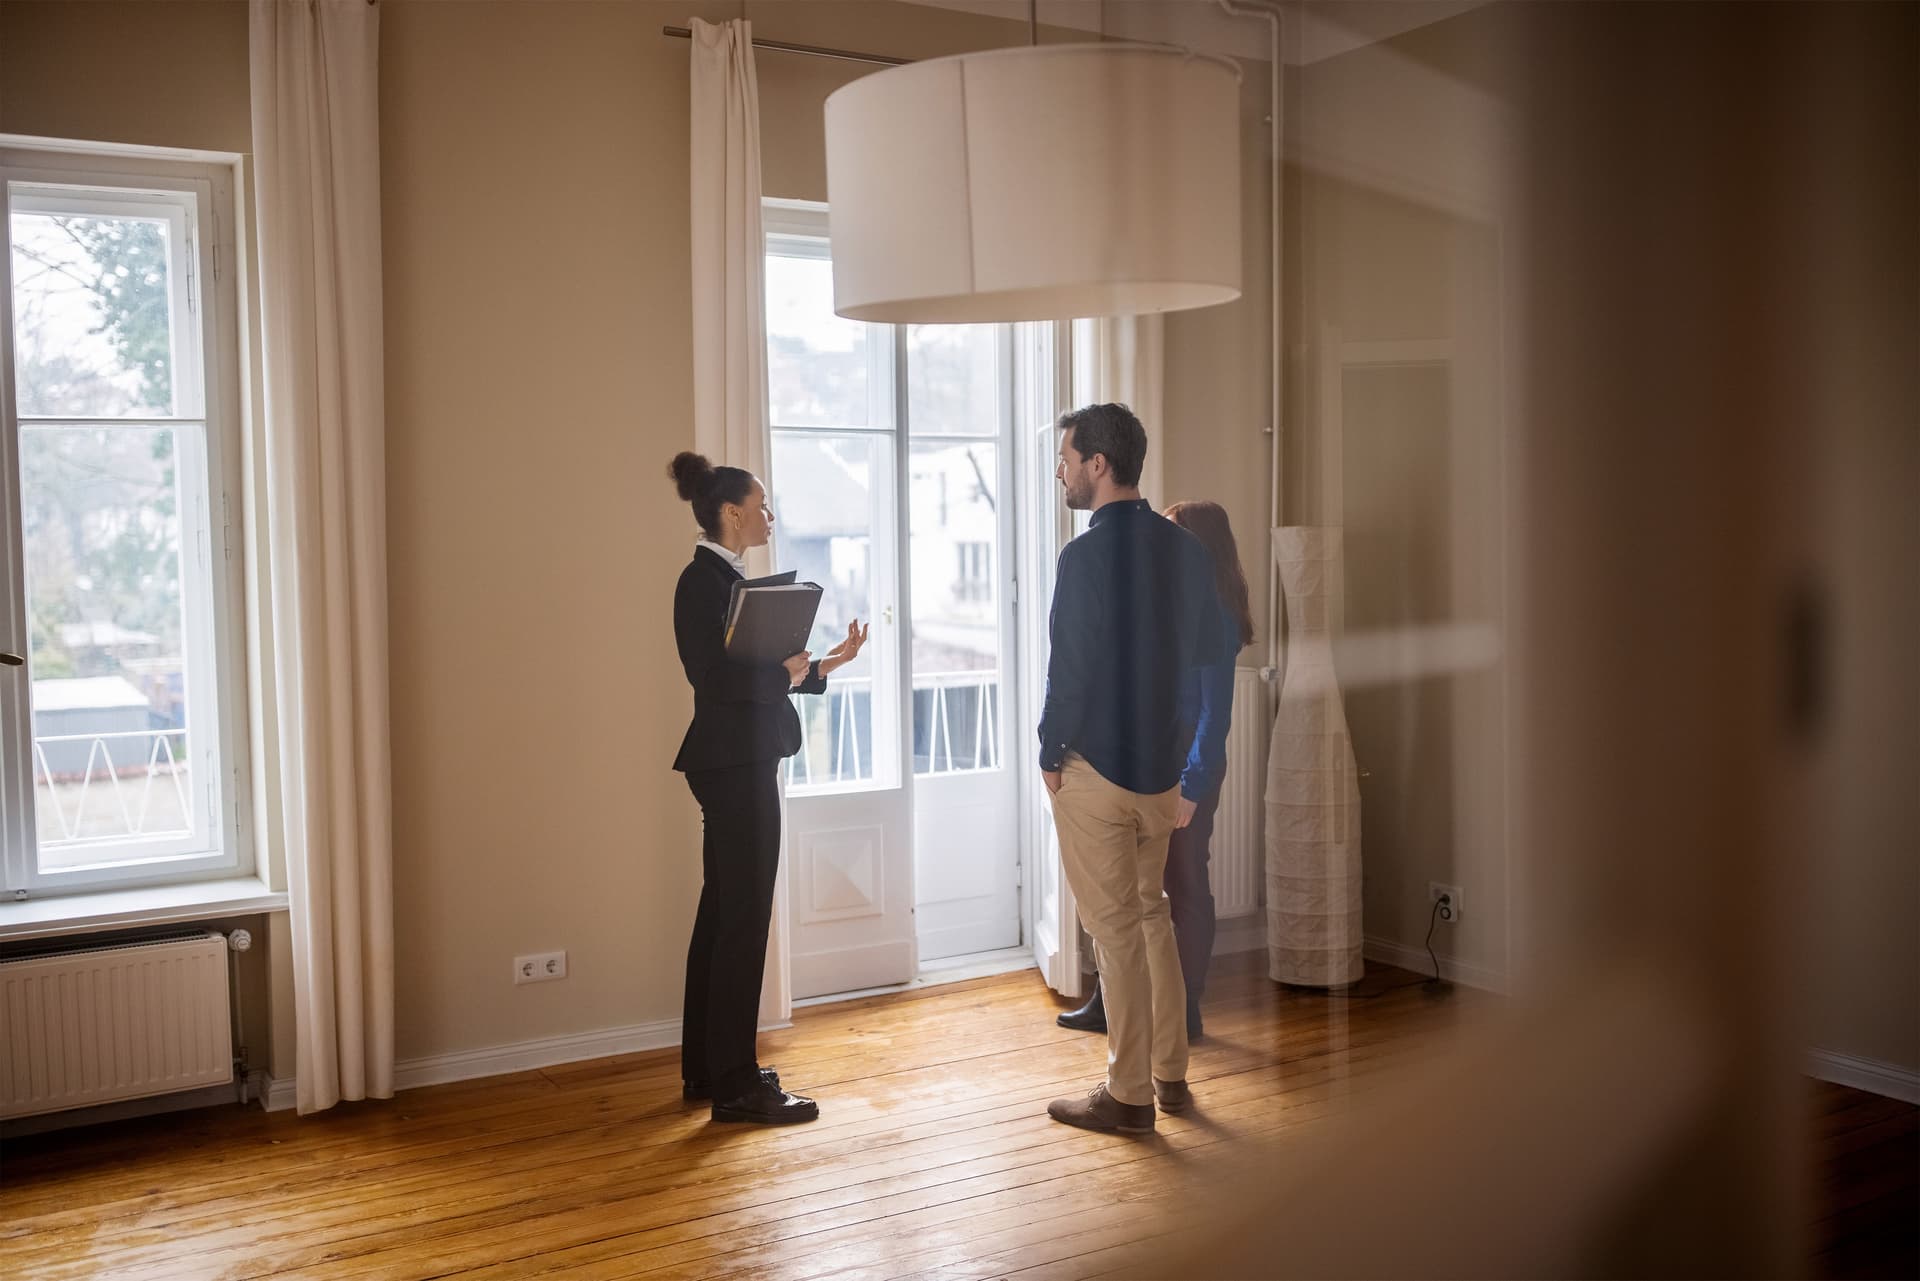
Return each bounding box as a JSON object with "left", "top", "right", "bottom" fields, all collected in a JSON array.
[
  {"left": 787, "top": 671, "right": 1001, "bottom": 790},
  {"left": 31, "top": 728, "right": 192, "bottom": 845}
]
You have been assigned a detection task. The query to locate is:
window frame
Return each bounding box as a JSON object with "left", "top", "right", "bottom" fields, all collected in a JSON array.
[{"left": 1, "top": 146, "right": 253, "bottom": 898}]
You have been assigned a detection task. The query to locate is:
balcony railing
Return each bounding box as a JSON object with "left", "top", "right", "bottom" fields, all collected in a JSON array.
[
  {"left": 32, "top": 728, "right": 192, "bottom": 846},
  {"left": 788, "top": 671, "right": 1001, "bottom": 791}
]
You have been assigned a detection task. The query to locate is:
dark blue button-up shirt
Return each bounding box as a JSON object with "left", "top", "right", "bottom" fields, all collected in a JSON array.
[{"left": 1038, "top": 500, "right": 1231, "bottom": 795}]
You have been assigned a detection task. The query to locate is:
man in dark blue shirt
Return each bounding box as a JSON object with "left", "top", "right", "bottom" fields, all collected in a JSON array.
[{"left": 1039, "top": 403, "right": 1228, "bottom": 1135}]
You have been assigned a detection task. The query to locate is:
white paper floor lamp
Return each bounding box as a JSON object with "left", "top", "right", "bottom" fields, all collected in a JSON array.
[{"left": 1266, "top": 527, "right": 1365, "bottom": 987}]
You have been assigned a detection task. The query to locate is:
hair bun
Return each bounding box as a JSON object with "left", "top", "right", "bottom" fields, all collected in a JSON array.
[{"left": 668, "top": 450, "right": 715, "bottom": 501}]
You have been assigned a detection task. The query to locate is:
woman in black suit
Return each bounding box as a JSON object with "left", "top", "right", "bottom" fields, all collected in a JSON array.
[{"left": 668, "top": 450, "right": 866, "bottom": 1125}]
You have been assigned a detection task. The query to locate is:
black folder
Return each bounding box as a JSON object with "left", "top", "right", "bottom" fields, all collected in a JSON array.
[{"left": 724, "top": 572, "right": 825, "bottom": 663}]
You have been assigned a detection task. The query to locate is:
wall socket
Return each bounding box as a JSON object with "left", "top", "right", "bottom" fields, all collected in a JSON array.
[
  {"left": 513, "top": 951, "right": 568, "bottom": 984},
  {"left": 1429, "top": 883, "right": 1463, "bottom": 923}
]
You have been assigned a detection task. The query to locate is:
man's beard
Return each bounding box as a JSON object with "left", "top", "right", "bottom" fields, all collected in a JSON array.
[{"left": 1063, "top": 478, "right": 1092, "bottom": 510}]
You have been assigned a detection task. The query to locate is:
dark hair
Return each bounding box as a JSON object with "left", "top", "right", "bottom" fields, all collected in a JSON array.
[
  {"left": 1165, "top": 499, "right": 1256, "bottom": 651},
  {"left": 1057, "top": 402, "right": 1147, "bottom": 488},
  {"left": 667, "top": 451, "right": 756, "bottom": 539}
]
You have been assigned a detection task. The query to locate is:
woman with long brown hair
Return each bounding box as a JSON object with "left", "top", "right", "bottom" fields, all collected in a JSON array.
[
  {"left": 1056, "top": 498, "right": 1252, "bottom": 1040},
  {"left": 1161, "top": 500, "right": 1255, "bottom": 1035}
]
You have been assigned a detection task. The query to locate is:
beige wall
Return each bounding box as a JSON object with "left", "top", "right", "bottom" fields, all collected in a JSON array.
[
  {"left": 0, "top": 0, "right": 251, "bottom": 154},
  {"left": 1284, "top": 0, "right": 1918, "bottom": 1080},
  {"left": 1158, "top": 55, "right": 1274, "bottom": 661},
  {"left": 1286, "top": 7, "right": 1514, "bottom": 987}
]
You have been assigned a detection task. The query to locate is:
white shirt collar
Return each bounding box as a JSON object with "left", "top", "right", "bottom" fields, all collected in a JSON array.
[{"left": 695, "top": 537, "right": 746, "bottom": 574}]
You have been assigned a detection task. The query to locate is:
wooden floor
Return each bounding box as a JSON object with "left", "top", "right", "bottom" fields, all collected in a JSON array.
[
  {"left": 1809, "top": 1078, "right": 1920, "bottom": 1280},
  {"left": 0, "top": 953, "right": 1912, "bottom": 1279}
]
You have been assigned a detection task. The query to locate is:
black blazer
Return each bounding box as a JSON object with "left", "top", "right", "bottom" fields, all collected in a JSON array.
[{"left": 672, "top": 546, "right": 828, "bottom": 773}]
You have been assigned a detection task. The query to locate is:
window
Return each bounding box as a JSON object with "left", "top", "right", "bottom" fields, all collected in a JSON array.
[
  {"left": 765, "top": 209, "right": 897, "bottom": 792},
  {"left": 955, "top": 542, "right": 991, "bottom": 604},
  {"left": 764, "top": 200, "right": 1016, "bottom": 789},
  {"left": 906, "top": 323, "right": 1007, "bottom": 777},
  {"left": 1, "top": 149, "right": 250, "bottom": 896}
]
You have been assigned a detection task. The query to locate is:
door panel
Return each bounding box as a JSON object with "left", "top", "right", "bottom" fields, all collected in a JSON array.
[{"left": 907, "top": 329, "right": 1022, "bottom": 961}]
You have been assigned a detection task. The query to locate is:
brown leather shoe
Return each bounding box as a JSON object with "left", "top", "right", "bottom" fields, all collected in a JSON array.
[
  {"left": 1154, "top": 1077, "right": 1192, "bottom": 1113},
  {"left": 1047, "top": 1083, "right": 1155, "bottom": 1134}
]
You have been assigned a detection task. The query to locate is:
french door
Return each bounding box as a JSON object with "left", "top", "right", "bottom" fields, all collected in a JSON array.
[{"left": 765, "top": 202, "right": 1027, "bottom": 998}]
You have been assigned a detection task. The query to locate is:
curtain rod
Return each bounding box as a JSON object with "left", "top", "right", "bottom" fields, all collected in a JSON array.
[{"left": 660, "top": 26, "right": 913, "bottom": 68}]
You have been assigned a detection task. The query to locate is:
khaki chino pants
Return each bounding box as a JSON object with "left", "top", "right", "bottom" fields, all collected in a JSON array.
[{"left": 1049, "top": 753, "right": 1189, "bottom": 1105}]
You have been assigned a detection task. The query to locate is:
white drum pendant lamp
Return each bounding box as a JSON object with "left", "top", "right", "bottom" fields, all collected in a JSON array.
[{"left": 823, "top": 43, "right": 1243, "bottom": 323}]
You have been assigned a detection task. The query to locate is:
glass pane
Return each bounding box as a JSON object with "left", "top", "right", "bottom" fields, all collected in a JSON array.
[
  {"left": 907, "top": 325, "right": 1000, "bottom": 436},
  {"left": 765, "top": 251, "right": 890, "bottom": 430},
  {"left": 909, "top": 441, "right": 1002, "bottom": 774},
  {"left": 21, "top": 425, "right": 195, "bottom": 866},
  {"left": 772, "top": 431, "right": 890, "bottom": 790},
  {"left": 10, "top": 207, "right": 178, "bottom": 418}
]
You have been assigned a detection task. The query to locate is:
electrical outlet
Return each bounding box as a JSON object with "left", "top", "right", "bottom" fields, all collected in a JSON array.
[
  {"left": 513, "top": 951, "right": 568, "bottom": 984},
  {"left": 1429, "top": 883, "right": 1463, "bottom": 923}
]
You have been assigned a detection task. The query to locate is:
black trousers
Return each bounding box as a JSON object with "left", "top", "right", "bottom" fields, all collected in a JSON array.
[
  {"left": 1163, "top": 786, "right": 1221, "bottom": 1005},
  {"left": 682, "top": 758, "right": 784, "bottom": 1098}
]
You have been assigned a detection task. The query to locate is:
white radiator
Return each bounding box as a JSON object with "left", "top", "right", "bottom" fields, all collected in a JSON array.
[
  {"left": 1, "top": 929, "right": 233, "bottom": 1119},
  {"left": 1209, "top": 667, "right": 1270, "bottom": 919}
]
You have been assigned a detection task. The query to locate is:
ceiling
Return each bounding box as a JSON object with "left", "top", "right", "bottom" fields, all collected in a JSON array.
[{"left": 896, "top": 0, "right": 1491, "bottom": 65}]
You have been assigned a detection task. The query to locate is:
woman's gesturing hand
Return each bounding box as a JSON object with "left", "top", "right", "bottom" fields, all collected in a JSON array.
[
  {"left": 783, "top": 651, "right": 813, "bottom": 687},
  {"left": 819, "top": 620, "right": 869, "bottom": 677}
]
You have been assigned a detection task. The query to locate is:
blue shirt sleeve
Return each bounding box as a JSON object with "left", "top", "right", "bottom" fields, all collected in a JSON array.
[{"left": 1181, "top": 647, "right": 1237, "bottom": 801}]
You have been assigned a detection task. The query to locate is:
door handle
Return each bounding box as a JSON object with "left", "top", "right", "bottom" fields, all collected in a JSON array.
[
  {"left": 0, "top": 652, "right": 23, "bottom": 667},
  {"left": 882, "top": 606, "right": 894, "bottom": 626}
]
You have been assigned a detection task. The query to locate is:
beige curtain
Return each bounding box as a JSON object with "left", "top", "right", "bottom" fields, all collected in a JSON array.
[
  {"left": 249, "top": 0, "right": 395, "bottom": 1115},
  {"left": 690, "top": 19, "right": 774, "bottom": 573},
  {"left": 689, "top": 17, "right": 790, "bottom": 1027},
  {"left": 1087, "top": 314, "right": 1166, "bottom": 503}
]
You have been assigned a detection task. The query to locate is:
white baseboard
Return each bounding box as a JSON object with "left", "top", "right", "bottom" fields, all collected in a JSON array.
[
  {"left": 1807, "top": 1048, "right": 1920, "bottom": 1104},
  {"left": 262, "top": 1073, "right": 299, "bottom": 1113},
  {"left": 265, "top": 952, "right": 1056, "bottom": 1104},
  {"left": 1364, "top": 934, "right": 1509, "bottom": 993},
  {"left": 1213, "top": 913, "right": 1267, "bottom": 955},
  {"left": 262, "top": 1017, "right": 689, "bottom": 1110},
  {"left": 393, "top": 1016, "right": 684, "bottom": 1092}
]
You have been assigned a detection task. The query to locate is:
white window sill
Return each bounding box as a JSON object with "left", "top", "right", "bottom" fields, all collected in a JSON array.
[{"left": 0, "top": 878, "right": 288, "bottom": 943}]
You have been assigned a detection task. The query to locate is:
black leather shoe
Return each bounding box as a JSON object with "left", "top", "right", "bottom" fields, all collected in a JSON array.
[
  {"left": 711, "top": 1078, "right": 819, "bottom": 1125},
  {"left": 683, "top": 1066, "right": 779, "bottom": 1102},
  {"left": 1056, "top": 976, "right": 1106, "bottom": 1033}
]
